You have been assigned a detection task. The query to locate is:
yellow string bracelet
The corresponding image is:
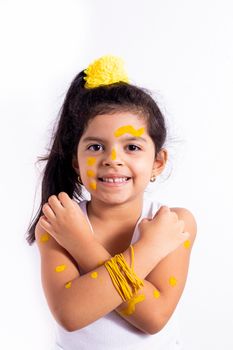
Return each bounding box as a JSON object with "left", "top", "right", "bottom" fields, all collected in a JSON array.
[{"left": 104, "top": 245, "right": 144, "bottom": 302}]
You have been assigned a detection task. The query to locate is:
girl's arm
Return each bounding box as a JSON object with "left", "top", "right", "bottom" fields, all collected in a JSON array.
[
  {"left": 35, "top": 222, "right": 163, "bottom": 332},
  {"left": 54, "top": 207, "right": 196, "bottom": 334},
  {"left": 38, "top": 192, "right": 193, "bottom": 333}
]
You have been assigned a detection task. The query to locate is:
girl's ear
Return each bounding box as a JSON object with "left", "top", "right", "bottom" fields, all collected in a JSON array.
[
  {"left": 72, "top": 157, "right": 79, "bottom": 173},
  {"left": 153, "top": 148, "right": 168, "bottom": 175}
]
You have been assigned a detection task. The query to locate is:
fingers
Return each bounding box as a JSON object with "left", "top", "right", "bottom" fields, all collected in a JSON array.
[{"left": 57, "top": 192, "right": 74, "bottom": 209}]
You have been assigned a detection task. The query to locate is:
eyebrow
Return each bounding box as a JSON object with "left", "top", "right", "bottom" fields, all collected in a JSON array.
[{"left": 82, "top": 136, "right": 148, "bottom": 143}]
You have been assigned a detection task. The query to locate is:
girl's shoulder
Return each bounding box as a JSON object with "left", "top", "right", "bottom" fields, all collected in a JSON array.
[{"left": 170, "top": 206, "right": 197, "bottom": 243}]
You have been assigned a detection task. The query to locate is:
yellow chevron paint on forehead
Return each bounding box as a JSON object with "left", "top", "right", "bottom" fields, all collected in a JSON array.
[
  {"left": 87, "top": 157, "right": 96, "bottom": 166},
  {"left": 111, "top": 148, "right": 117, "bottom": 160},
  {"left": 40, "top": 232, "right": 50, "bottom": 243},
  {"left": 114, "top": 125, "right": 145, "bottom": 138}
]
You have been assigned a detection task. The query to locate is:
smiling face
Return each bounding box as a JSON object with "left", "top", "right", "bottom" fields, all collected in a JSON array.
[{"left": 73, "top": 112, "right": 167, "bottom": 206}]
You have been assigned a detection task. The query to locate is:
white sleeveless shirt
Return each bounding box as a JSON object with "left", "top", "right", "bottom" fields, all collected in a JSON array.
[{"left": 53, "top": 196, "right": 183, "bottom": 350}]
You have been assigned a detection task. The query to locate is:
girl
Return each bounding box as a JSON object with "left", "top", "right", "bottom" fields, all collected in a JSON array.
[{"left": 26, "top": 55, "right": 197, "bottom": 350}]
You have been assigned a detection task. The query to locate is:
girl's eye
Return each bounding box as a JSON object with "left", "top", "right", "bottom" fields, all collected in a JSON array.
[
  {"left": 87, "top": 144, "right": 104, "bottom": 151},
  {"left": 127, "top": 144, "right": 141, "bottom": 151}
]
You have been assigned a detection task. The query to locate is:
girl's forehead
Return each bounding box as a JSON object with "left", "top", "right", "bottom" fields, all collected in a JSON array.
[{"left": 84, "top": 112, "right": 148, "bottom": 134}]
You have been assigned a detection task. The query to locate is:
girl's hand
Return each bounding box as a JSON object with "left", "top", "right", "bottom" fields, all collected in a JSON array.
[
  {"left": 138, "top": 206, "right": 190, "bottom": 261},
  {"left": 39, "top": 192, "right": 93, "bottom": 251}
]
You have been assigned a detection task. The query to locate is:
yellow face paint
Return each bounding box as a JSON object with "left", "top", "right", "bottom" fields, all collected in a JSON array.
[
  {"left": 153, "top": 289, "right": 160, "bottom": 299},
  {"left": 111, "top": 148, "right": 117, "bottom": 160},
  {"left": 90, "top": 271, "right": 98, "bottom": 279},
  {"left": 169, "top": 276, "right": 177, "bottom": 287},
  {"left": 114, "top": 125, "right": 145, "bottom": 138},
  {"left": 40, "top": 232, "right": 50, "bottom": 243},
  {"left": 120, "top": 294, "right": 145, "bottom": 316},
  {"left": 87, "top": 169, "right": 95, "bottom": 177},
  {"left": 184, "top": 239, "right": 191, "bottom": 249},
  {"left": 65, "top": 281, "right": 72, "bottom": 289},
  {"left": 89, "top": 181, "right": 97, "bottom": 190},
  {"left": 97, "top": 260, "right": 104, "bottom": 266},
  {"left": 55, "top": 264, "right": 67, "bottom": 272},
  {"left": 87, "top": 157, "right": 96, "bottom": 166}
]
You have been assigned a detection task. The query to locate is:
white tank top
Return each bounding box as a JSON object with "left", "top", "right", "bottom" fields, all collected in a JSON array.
[{"left": 53, "top": 196, "right": 183, "bottom": 350}]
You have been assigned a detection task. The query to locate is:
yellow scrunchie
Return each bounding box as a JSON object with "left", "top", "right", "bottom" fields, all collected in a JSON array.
[{"left": 84, "top": 55, "right": 129, "bottom": 88}]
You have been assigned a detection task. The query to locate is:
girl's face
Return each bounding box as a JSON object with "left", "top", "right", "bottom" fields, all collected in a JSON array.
[{"left": 73, "top": 112, "right": 167, "bottom": 205}]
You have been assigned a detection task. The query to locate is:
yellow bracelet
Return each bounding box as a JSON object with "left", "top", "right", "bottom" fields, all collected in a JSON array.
[{"left": 104, "top": 245, "right": 144, "bottom": 302}]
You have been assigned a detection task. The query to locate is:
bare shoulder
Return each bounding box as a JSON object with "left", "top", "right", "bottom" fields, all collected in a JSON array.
[{"left": 170, "top": 207, "right": 197, "bottom": 243}]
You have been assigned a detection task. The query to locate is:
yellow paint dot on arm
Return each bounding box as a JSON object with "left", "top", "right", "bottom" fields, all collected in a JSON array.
[
  {"left": 184, "top": 239, "right": 191, "bottom": 249},
  {"left": 90, "top": 271, "right": 98, "bottom": 279},
  {"left": 87, "top": 169, "right": 95, "bottom": 177},
  {"left": 89, "top": 181, "right": 97, "bottom": 190},
  {"left": 87, "top": 157, "right": 96, "bottom": 166},
  {"left": 153, "top": 288, "right": 160, "bottom": 299},
  {"left": 40, "top": 232, "right": 50, "bottom": 243},
  {"left": 169, "top": 276, "right": 177, "bottom": 287},
  {"left": 55, "top": 264, "right": 67, "bottom": 272},
  {"left": 120, "top": 294, "right": 145, "bottom": 316},
  {"left": 65, "top": 281, "right": 72, "bottom": 289}
]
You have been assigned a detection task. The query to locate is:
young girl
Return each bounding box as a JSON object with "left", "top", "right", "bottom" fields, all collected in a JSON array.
[{"left": 26, "top": 55, "right": 197, "bottom": 350}]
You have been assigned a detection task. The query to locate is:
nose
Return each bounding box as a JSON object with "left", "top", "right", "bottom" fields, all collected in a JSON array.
[{"left": 102, "top": 149, "right": 124, "bottom": 167}]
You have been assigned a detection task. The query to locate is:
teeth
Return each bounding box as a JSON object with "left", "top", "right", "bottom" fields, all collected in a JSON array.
[{"left": 101, "top": 177, "right": 129, "bottom": 183}]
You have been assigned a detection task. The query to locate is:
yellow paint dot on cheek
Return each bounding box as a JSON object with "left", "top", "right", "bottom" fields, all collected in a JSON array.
[
  {"left": 184, "top": 239, "right": 191, "bottom": 249},
  {"left": 40, "top": 233, "right": 50, "bottom": 243},
  {"left": 153, "top": 289, "right": 160, "bottom": 299},
  {"left": 87, "top": 169, "right": 95, "bottom": 177},
  {"left": 87, "top": 157, "right": 96, "bottom": 166},
  {"left": 89, "top": 181, "right": 97, "bottom": 190},
  {"left": 55, "top": 264, "right": 67, "bottom": 272},
  {"left": 65, "top": 281, "right": 72, "bottom": 289},
  {"left": 90, "top": 271, "right": 98, "bottom": 279},
  {"left": 169, "top": 276, "right": 177, "bottom": 287}
]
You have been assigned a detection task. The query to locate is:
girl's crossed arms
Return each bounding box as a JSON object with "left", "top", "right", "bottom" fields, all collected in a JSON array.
[{"left": 35, "top": 192, "right": 196, "bottom": 334}]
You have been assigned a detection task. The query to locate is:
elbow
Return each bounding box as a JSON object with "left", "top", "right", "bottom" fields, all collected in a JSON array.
[{"left": 145, "top": 315, "right": 169, "bottom": 335}]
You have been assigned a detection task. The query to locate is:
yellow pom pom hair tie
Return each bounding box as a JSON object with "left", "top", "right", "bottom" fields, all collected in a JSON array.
[
  {"left": 84, "top": 55, "right": 129, "bottom": 89},
  {"left": 104, "top": 245, "right": 144, "bottom": 302}
]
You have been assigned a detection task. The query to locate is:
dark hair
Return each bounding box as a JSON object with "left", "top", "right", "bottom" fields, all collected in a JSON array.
[{"left": 26, "top": 70, "right": 167, "bottom": 245}]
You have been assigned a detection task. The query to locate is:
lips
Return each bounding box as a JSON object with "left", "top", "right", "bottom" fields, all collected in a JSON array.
[
  {"left": 99, "top": 177, "right": 130, "bottom": 183},
  {"left": 97, "top": 174, "right": 131, "bottom": 183}
]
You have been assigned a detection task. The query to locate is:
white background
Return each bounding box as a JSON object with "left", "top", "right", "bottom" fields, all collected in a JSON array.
[{"left": 0, "top": 0, "right": 233, "bottom": 349}]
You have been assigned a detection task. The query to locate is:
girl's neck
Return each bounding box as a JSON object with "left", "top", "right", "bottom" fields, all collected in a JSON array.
[{"left": 86, "top": 196, "right": 144, "bottom": 225}]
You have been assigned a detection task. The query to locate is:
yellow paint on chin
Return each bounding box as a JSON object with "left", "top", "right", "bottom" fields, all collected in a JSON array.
[
  {"left": 65, "top": 281, "right": 72, "bottom": 289},
  {"left": 91, "top": 271, "right": 98, "bottom": 279},
  {"left": 114, "top": 125, "right": 145, "bottom": 138},
  {"left": 87, "top": 169, "right": 95, "bottom": 177},
  {"left": 120, "top": 294, "right": 145, "bottom": 316},
  {"left": 153, "top": 289, "right": 160, "bottom": 299},
  {"left": 55, "top": 264, "right": 67, "bottom": 272},
  {"left": 169, "top": 276, "right": 177, "bottom": 287},
  {"left": 40, "top": 232, "right": 50, "bottom": 243},
  {"left": 184, "top": 239, "right": 191, "bottom": 249},
  {"left": 87, "top": 157, "right": 96, "bottom": 166},
  {"left": 111, "top": 148, "right": 117, "bottom": 160},
  {"left": 89, "top": 181, "right": 97, "bottom": 190}
]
